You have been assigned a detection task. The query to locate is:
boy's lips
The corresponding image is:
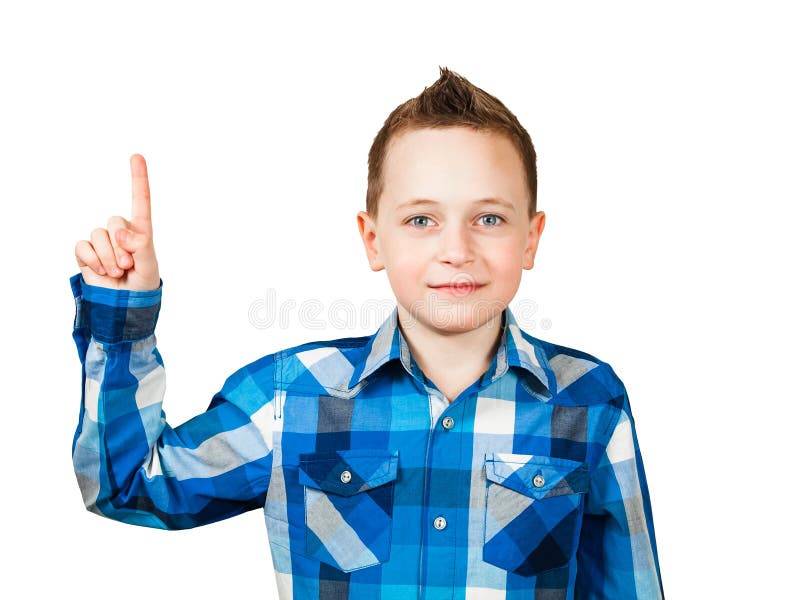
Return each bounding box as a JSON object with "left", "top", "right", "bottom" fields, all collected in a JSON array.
[{"left": 429, "top": 283, "right": 486, "bottom": 294}]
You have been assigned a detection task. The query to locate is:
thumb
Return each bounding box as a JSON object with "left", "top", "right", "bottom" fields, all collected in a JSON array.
[{"left": 115, "top": 228, "right": 148, "bottom": 252}]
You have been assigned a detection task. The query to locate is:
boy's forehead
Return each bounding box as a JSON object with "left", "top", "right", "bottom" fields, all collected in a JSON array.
[
  {"left": 385, "top": 126, "right": 513, "bottom": 164},
  {"left": 381, "top": 127, "right": 528, "bottom": 214}
]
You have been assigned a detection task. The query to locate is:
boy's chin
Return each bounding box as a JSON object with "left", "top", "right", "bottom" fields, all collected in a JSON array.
[{"left": 403, "top": 306, "right": 504, "bottom": 334}]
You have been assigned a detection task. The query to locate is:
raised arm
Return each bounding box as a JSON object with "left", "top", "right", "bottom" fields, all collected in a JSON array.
[{"left": 69, "top": 155, "right": 275, "bottom": 529}]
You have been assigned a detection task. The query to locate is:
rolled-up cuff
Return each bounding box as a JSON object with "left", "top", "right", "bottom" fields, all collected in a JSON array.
[{"left": 69, "top": 272, "right": 163, "bottom": 343}]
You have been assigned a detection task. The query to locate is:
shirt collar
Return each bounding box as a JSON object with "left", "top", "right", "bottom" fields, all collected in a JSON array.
[{"left": 347, "top": 305, "right": 554, "bottom": 401}]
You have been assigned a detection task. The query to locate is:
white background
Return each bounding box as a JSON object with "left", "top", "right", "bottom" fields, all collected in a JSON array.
[{"left": 1, "top": 1, "right": 797, "bottom": 598}]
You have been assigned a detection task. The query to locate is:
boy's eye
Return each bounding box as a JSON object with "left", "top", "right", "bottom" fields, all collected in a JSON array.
[
  {"left": 479, "top": 214, "right": 504, "bottom": 226},
  {"left": 407, "top": 215, "right": 433, "bottom": 228}
]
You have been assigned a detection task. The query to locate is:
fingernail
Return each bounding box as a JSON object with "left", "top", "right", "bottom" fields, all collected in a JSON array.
[
  {"left": 119, "top": 255, "right": 130, "bottom": 267},
  {"left": 98, "top": 266, "right": 106, "bottom": 275},
  {"left": 117, "top": 230, "right": 128, "bottom": 244}
]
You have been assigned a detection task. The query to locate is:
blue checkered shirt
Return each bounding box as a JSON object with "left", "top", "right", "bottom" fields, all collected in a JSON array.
[{"left": 69, "top": 272, "right": 664, "bottom": 599}]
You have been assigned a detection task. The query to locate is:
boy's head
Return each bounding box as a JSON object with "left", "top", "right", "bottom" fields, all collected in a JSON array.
[{"left": 357, "top": 67, "right": 546, "bottom": 334}]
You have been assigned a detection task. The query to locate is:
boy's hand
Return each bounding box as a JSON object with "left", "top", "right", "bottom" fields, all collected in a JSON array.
[{"left": 74, "top": 154, "right": 161, "bottom": 291}]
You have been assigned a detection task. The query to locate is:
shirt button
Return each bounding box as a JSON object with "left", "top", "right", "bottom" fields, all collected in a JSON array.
[
  {"left": 340, "top": 470, "right": 352, "bottom": 484},
  {"left": 532, "top": 474, "right": 545, "bottom": 488},
  {"left": 433, "top": 516, "right": 447, "bottom": 530},
  {"left": 442, "top": 416, "right": 455, "bottom": 430}
]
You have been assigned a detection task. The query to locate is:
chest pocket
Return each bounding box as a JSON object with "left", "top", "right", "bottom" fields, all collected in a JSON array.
[
  {"left": 483, "top": 452, "right": 589, "bottom": 576},
  {"left": 298, "top": 448, "right": 399, "bottom": 573}
]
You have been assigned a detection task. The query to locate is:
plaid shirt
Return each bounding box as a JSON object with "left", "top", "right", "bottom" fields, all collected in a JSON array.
[{"left": 69, "top": 272, "right": 664, "bottom": 599}]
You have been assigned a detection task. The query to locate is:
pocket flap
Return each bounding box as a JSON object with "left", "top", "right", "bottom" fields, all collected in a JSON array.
[
  {"left": 485, "top": 452, "right": 588, "bottom": 500},
  {"left": 299, "top": 449, "right": 399, "bottom": 497}
]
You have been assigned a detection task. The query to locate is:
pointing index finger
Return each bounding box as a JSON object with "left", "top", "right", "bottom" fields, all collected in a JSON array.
[{"left": 130, "top": 153, "right": 152, "bottom": 228}]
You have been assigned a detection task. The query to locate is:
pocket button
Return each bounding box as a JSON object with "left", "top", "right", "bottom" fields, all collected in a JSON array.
[
  {"left": 433, "top": 516, "right": 447, "bottom": 530},
  {"left": 532, "top": 474, "right": 545, "bottom": 488},
  {"left": 340, "top": 469, "right": 352, "bottom": 483}
]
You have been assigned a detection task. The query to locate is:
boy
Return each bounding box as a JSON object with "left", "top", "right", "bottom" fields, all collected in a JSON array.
[{"left": 70, "top": 67, "right": 664, "bottom": 599}]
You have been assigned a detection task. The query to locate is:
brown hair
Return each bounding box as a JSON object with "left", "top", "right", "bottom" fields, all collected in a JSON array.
[{"left": 366, "top": 66, "right": 538, "bottom": 220}]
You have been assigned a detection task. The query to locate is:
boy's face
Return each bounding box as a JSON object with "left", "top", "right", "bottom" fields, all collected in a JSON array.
[{"left": 357, "top": 126, "right": 545, "bottom": 334}]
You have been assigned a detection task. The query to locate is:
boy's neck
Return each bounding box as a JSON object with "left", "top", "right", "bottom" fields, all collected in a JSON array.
[{"left": 396, "top": 308, "right": 505, "bottom": 402}]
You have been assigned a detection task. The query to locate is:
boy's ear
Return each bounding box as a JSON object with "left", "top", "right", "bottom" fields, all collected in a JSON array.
[
  {"left": 356, "top": 211, "right": 385, "bottom": 272},
  {"left": 522, "top": 211, "right": 546, "bottom": 270}
]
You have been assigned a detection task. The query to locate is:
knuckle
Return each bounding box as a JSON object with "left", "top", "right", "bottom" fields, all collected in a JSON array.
[{"left": 76, "top": 240, "right": 94, "bottom": 257}]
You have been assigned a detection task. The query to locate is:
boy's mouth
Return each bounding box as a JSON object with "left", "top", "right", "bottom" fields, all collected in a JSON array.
[{"left": 429, "top": 283, "right": 486, "bottom": 295}]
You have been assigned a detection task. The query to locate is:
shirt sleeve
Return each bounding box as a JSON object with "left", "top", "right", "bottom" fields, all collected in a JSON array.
[
  {"left": 576, "top": 379, "right": 665, "bottom": 599},
  {"left": 69, "top": 272, "right": 275, "bottom": 530}
]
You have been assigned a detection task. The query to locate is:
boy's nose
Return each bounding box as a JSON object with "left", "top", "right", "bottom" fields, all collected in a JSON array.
[{"left": 436, "top": 226, "right": 474, "bottom": 266}]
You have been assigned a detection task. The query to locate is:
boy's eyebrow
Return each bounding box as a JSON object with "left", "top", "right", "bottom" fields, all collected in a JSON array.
[{"left": 395, "top": 197, "right": 516, "bottom": 212}]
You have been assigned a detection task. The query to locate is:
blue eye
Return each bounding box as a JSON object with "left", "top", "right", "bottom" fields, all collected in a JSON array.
[
  {"left": 407, "top": 216, "right": 432, "bottom": 227},
  {"left": 480, "top": 214, "right": 504, "bottom": 226}
]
